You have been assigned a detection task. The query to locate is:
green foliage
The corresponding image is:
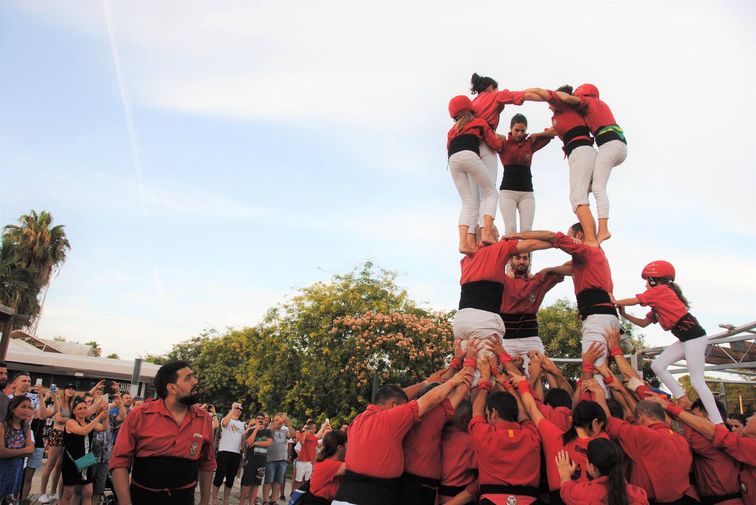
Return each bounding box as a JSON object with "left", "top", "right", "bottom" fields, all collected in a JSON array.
[
  {"left": 678, "top": 374, "right": 755, "bottom": 415},
  {"left": 85, "top": 340, "right": 102, "bottom": 357},
  {"left": 106, "top": 353, "right": 120, "bottom": 359}
]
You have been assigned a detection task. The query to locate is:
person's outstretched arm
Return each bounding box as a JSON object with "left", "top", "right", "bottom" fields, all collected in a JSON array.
[
  {"left": 617, "top": 306, "right": 653, "bottom": 328},
  {"left": 417, "top": 368, "right": 473, "bottom": 417}
]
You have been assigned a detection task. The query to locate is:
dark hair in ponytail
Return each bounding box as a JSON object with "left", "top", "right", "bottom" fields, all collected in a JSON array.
[
  {"left": 470, "top": 73, "right": 498, "bottom": 94},
  {"left": 316, "top": 429, "right": 347, "bottom": 463},
  {"left": 667, "top": 281, "right": 690, "bottom": 308},
  {"left": 562, "top": 400, "right": 607, "bottom": 445},
  {"left": 587, "top": 438, "right": 628, "bottom": 505}
]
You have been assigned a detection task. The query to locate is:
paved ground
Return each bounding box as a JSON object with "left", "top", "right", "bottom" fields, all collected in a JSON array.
[{"left": 27, "top": 460, "right": 293, "bottom": 504}]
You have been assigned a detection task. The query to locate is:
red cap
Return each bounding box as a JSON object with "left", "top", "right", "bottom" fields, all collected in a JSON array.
[
  {"left": 642, "top": 261, "right": 676, "bottom": 281},
  {"left": 449, "top": 95, "right": 474, "bottom": 119},
  {"left": 574, "top": 83, "right": 599, "bottom": 99}
]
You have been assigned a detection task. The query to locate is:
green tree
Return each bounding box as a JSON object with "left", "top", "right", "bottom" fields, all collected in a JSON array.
[
  {"left": 106, "top": 353, "right": 120, "bottom": 359},
  {"left": 0, "top": 236, "right": 38, "bottom": 310},
  {"left": 85, "top": 340, "right": 102, "bottom": 357}
]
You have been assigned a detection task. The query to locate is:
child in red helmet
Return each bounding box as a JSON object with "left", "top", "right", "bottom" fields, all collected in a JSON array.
[
  {"left": 552, "top": 83, "right": 627, "bottom": 244},
  {"left": 612, "top": 261, "right": 723, "bottom": 424},
  {"left": 447, "top": 95, "right": 503, "bottom": 254}
]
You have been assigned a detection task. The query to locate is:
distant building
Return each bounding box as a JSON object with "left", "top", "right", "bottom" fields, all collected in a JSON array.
[{"left": 4, "top": 330, "right": 158, "bottom": 397}]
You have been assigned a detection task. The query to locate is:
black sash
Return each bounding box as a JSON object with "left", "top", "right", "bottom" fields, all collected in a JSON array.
[
  {"left": 650, "top": 495, "right": 700, "bottom": 505},
  {"left": 479, "top": 483, "right": 540, "bottom": 497},
  {"left": 563, "top": 125, "right": 591, "bottom": 145},
  {"left": 500, "top": 313, "right": 539, "bottom": 338},
  {"left": 438, "top": 484, "right": 466, "bottom": 497},
  {"left": 332, "top": 470, "right": 402, "bottom": 505},
  {"left": 500, "top": 164, "right": 534, "bottom": 192},
  {"left": 671, "top": 313, "right": 706, "bottom": 342},
  {"left": 564, "top": 138, "right": 594, "bottom": 157},
  {"left": 132, "top": 456, "right": 199, "bottom": 490},
  {"left": 576, "top": 288, "right": 618, "bottom": 320},
  {"left": 459, "top": 281, "right": 504, "bottom": 314},
  {"left": 448, "top": 134, "right": 481, "bottom": 157},
  {"left": 699, "top": 493, "right": 742, "bottom": 505}
]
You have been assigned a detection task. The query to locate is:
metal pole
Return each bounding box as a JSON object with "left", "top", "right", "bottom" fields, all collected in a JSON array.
[{"left": 130, "top": 358, "right": 143, "bottom": 397}]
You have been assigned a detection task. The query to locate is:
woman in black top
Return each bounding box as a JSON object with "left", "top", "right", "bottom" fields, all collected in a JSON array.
[{"left": 60, "top": 397, "right": 108, "bottom": 505}]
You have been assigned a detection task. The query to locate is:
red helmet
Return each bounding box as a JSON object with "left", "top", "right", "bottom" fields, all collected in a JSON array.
[
  {"left": 574, "top": 83, "right": 599, "bottom": 99},
  {"left": 449, "top": 95, "right": 474, "bottom": 119},
  {"left": 641, "top": 261, "right": 675, "bottom": 281}
]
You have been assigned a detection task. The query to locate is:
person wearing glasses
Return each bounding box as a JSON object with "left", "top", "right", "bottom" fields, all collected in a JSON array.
[{"left": 212, "top": 402, "right": 246, "bottom": 505}]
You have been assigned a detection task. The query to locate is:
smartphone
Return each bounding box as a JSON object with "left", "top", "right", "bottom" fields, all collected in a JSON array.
[
  {"left": 35, "top": 378, "right": 43, "bottom": 387},
  {"left": 50, "top": 384, "right": 58, "bottom": 395}
]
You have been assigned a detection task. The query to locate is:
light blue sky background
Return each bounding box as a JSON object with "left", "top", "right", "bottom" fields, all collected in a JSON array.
[{"left": 1, "top": 1, "right": 754, "bottom": 360}]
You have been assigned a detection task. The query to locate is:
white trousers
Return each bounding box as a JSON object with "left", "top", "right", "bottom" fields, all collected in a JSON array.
[
  {"left": 581, "top": 314, "right": 620, "bottom": 394},
  {"left": 294, "top": 461, "right": 313, "bottom": 481},
  {"left": 453, "top": 308, "right": 506, "bottom": 384},
  {"left": 593, "top": 140, "right": 627, "bottom": 219},
  {"left": 477, "top": 141, "right": 499, "bottom": 228},
  {"left": 502, "top": 336, "right": 545, "bottom": 373},
  {"left": 568, "top": 145, "right": 598, "bottom": 213},
  {"left": 499, "top": 190, "right": 535, "bottom": 235},
  {"left": 651, "top": 336, "right": 723, "bottom": 424},
  {"left": 449, "top": 151, "right": 498, "bottom": 230}
]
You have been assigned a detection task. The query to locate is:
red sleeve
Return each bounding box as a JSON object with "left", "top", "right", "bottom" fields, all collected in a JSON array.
[
  {"left": 636, "top": 288, "right": 655, "bottom": 307},
  {"left": 538, "top": 271, "right": 563, "bottom": 292},
  {"left": 386, "top": 400, "right": 421, "bottom": 438},
  {"left": 109, "top": 407, "right": 140, "bottom": 470},
  {"left": 495, "top": 89, "right": 518, "bottom": 105},
  {"left": 559, "top": 480, "right": 591, "bottom": 505},
  {"left": 605, "top": 417, "right": 649, "bottom": 461},
  {"left": 554, "top": 232, "right": 584, "bottom": 256},
  {"left": 536, "top": 416, "right": 563, "bottom": 449},
  {"left": 536, "top": 400, "right": 554, "bottom": 419},
  {"left": 712, "top": 424, "right": 756, "bottom": 466},
  {"left": 479, "top": 120, "right": 502, "bottom": 151},
  {"left": 199, "top": 414, "right": 217, "bottom": 472},
  {"left": 531, "top": 135, "right": 552, "bottom": 153},
  {"left": 468, "top": 415, "right": 490, "bottom": 439},
  {"left": 545, "top": 90, "right": 564, "bottom": 111}
]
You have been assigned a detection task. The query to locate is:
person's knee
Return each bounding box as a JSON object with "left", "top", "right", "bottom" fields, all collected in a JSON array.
[{"left": 650, "top": 359, "right": 665, "bottom": 375}]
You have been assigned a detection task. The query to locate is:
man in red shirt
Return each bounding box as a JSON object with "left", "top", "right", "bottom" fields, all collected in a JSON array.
[
  {"left": 499, "top": 252, "right": 565, "bottom": 367},
  {"left": 110, "top": 360, "right": 216, "bottom": 505},
  {"left": 292, "top": 420, "right": 328, "bottom": 493},
  {"left": 603, "top": 399, "right": 695, "bottom": 504},
  {"left": 508, "top": 224, "right": 620, "bottom": 393},
  {"left": 332, "top": 367, "right": 473, "bottom": 505}
]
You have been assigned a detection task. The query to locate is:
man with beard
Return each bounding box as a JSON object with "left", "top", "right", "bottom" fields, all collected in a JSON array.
[
  {"left": 499, "top": 253, "right": 567, "bottom": 366},
  {"left": 110, "top": 360, "right": 216, "bottom": 505}
]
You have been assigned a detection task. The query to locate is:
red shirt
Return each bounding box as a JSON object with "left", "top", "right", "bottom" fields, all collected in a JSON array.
[
  {"left": 440, "top": 426, "right": 477, "bottom": 488},
  {"left": 536, "top": 400, "right": 572, "bottom": 432},
  {"left": 545, "top": 91, "right": 592, "bottom": 148},
  {"left": 682, "top": 424, "right": 742, "bottom": 502},
  {"left": 605, "top": 417, "right": 692, "bottom": 503},
  {"left": 472, "top": 90, "right": 524, "bottom": 130},
  {"left": 554, "top": 233, "right": 614, "bottom": 298},
  {"left": 447, "top": 117, "right": 502, "bottom": 152},
  {"left": 469, "top": 416, "right": 541, "bottom": 493},
  {"left": 310, "top": 457, "right": 345, "bottom": 499},
  {"left": 576, "top": 96, "right": 619, "bottom": 133},
  {"left": 500, "top": 272, "right": 562, "bottom": 314},
  {"left": 109, "top": 400, "right": 216, "bottom": 472},
  {"left": 712, "top": 424, "right": 756, "bottom": 504},
  {"left": 636, "top": 285, "right": 688, "bottom": 331},
  {"left": 403, "top": 399, "right": 455, "bottom": 479},
  {"left": 498, "top": 134, "right": 551, "bottom": 168},
  {"left": 560, "top": 477, "right": 649, "bottom": 505},
  {"left": 344, "top": 400, "right": 420, "bottom": 478},
  {"left": 298, "top": 434, "right": 319, "bottom": 463},
  {"left": 460, "top": 239, "right": 520, "bottom": 285},
  {"left": 538, "top": 416, "right": 608, "bottom": 491}
]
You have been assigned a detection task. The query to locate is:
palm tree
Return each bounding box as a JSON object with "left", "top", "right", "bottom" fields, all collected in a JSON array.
[
  {"left": 3, "top": 210, "right": 70, "bottom": 326},
  {"left": 0, "top": 236, "right": 40, "bottom": 310}
]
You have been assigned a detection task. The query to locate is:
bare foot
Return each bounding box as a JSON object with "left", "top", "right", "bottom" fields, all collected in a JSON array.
[
  {"left": 459, "top": 243, "right": 477, "bottom": 256},
  {"left": 597, "top": 231, "right": 612, "bottom": 244},
  {"left": 480, "top": 229, "right": 496, "bottom": 245}
]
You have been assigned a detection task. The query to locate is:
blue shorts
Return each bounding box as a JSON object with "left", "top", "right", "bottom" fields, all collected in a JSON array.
[
  {"left": 26, "top": 447, "right": 44, "bottom": 469},
  {"left": 264, "top": 460, "right": 287, "bottom": 484}
]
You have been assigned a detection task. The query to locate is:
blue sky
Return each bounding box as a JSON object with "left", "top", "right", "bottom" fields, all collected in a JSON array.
[{"left": 1, "top": 0, "right": 754, "bottom": 362}]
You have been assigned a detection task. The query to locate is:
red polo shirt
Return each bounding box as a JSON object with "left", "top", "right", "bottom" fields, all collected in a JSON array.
[
  {"left": 605, "top": 417, "right": 692, "bottom": 503},
  {"left": 536, "top": 400, "right": 572, "bottom": 432},
  {"left": 298, "top": 434, "right": 319, "bottom": 463},
  {"left": 403, "top": 399, "right": 455, "bottom": 479},
  {"left": 554, "top": 233, "right": 614, "bottom": 299},
  {"left": 636, "top": 285, "right": 688, "bottom": 331},
  {"left": 469, "top": 415, "right": 541, "bottom": 490},
  {"left": 344, "top": 400, "right": 420, "bottom": 479},
  {"left": 560, "top": 477, "right": 649, "bottom": 505},
  {"left": 538, "top": 415, "right": 608, "bottom": 491},
  {"left": 545, "top": 91, "right": 592, "bottom": 148},
  {"left": 310, "top": 457, "right": 345, "bottom": 500},
  {"left": 109, "top": 400, "right": 216, "bottom": 472},
  {"left": 498, "top": 134, "right": 551, "bottom": 168},
  {"left": 712, "top": 424, "right": 756, "bottom": 505},
  {"left": 472, "top": 90, "right": 524, "bottom": 130},
  {"left": 576, "top": 96, "right": 619, "bottom": 133},
  {"left": 500, "top": 272, "right": 562, "bottom": 314},
  {"left": 682, "top": 424, "right": 742, "bottom": 503},
  {"left": 460, "top": 239, "right": 520, "bottom": 285},
  {"left": 440, "top": 426, "right": 477, "bottom": 488},
  {"left": 447, "top": 117, "right": 502, "bottom": 152}
]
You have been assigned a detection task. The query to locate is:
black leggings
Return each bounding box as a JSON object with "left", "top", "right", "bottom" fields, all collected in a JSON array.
[{"left": 213, "top": 451, "right": 242, "bottom": 488}]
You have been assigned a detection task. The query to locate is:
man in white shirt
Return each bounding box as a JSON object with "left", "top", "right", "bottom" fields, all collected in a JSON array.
[{"left": 212, "top": 402, "right": 246, "bottom": 505}]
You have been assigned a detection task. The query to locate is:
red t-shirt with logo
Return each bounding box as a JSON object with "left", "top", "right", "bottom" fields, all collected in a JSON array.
[{"left": 635, "top": 285, "right": 688, "bottom": 331}]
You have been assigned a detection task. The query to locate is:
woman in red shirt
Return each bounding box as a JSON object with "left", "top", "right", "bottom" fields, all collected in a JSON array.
[
  {"left": 556, "top": 438, "right": 648, "bottom": 505},
  {"left": 613, "top": 260, "right": 722, "bottom": 424},
  {"left": 497, "top": 113, "right": 555, "bottom": 235},
  {"left": 447, "top": 95, "right": 503, "bottom": 254},
  {"left": 303, "top": 430, "right": 347, "bottom": 505}
]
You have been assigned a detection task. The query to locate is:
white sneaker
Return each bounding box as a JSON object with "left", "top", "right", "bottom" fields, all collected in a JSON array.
[{"left": 39, "top": 495, "right": 51, "bottom": 504}]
